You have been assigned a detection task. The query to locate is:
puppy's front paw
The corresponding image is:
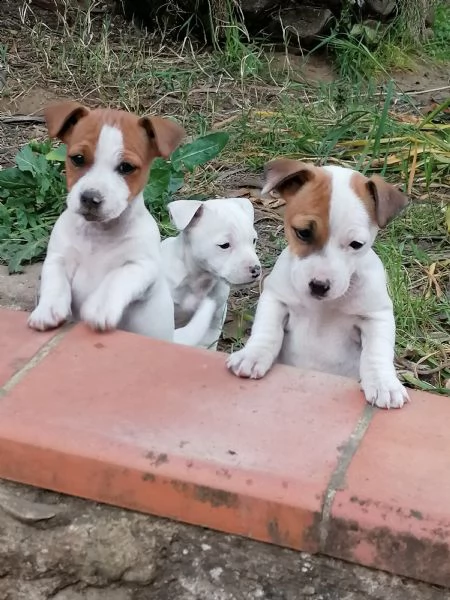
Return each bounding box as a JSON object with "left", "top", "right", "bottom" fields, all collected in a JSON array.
[
  {"left": 81, "top": 293, "right": 123, "bottom": 332},
  {"left": 361, "top": 375, "right": 410, "bottom": 409},
  {"left": 227, "top": 347, "right": 274, "bottom": 379},
  {"left": 28, "top": 299, "right": 71, "bottom": 331}
]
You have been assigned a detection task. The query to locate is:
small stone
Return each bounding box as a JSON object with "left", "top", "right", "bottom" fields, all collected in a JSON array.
[
  {"left": 366, "top": 0, "right": 396, "bottom": 16},
  {"left": 0, "top": 489, "right": 63, "bottom": 524},
  {"left": 122, "top": 563, "right": 156, "bottom": 584},
  {"left": 209, "top": 566, "right": 223, "bottom": 581},
  {"left": 303, "top": 586, "right": 316, "bottom": 596}
]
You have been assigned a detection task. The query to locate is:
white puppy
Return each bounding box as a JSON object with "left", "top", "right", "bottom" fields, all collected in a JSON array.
[
  {"left": 227, "top": 159, "right": 410, "bottom": 409},
  {"left": 28, "top": 101, "right": 185, "bottom": 341},
  {"left": 161, "top": 197, "right": 261, "bottom": 349}
]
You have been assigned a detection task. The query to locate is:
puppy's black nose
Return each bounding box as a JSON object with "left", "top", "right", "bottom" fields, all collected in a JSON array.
[
  {"left": 250, "top": 264, "right": 261, "bottom": 278},
  {"left": 80, "top": 190, "right": 103, "bottom": 209},
  {"left": 309, "top": 278, "right": 331, "bottom": 298}
]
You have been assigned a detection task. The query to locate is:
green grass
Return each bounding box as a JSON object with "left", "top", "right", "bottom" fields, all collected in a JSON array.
[
  {"left": 425, "top": 2, "right": 450, "bottom": 61},
  {"left": 314, "top": 1, "right": 450, "bottom": 79},
  {"left": 376, "top": 205, "right": 449, "bottom": 393},
  {"left": 1, "top": 0, "right": 449, "bottom": 393}
]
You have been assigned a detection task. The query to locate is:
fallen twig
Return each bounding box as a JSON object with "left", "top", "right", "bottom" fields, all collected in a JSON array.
[{"left": 0, "top": 115, "right": 45, "bottom": 124}]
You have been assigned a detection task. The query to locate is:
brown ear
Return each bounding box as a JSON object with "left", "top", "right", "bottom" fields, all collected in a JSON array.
[
  {"left": 44, "top": 101, "right": 90, "bottom": 141},
  {"left": 262, "top": 158, "right": 314, "bottom": 197},
  {"left": 367, "top": 175, "right": 409, "bottom": 228},
  {"left": 139, "top": 116, "right": 185, "bottom": 159}
]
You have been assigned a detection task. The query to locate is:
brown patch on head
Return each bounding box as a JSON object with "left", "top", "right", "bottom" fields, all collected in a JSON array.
[
  {"left": 263, "top": 158, "right": 332, "bottom": 257},
  {"left": 44, "top": 101, "right": 90, "bottom": 141},
  {"left": 44, "top": 102, "right": 185, "bottom": 198},
  {"left": 350, "top": 171, "right": 409, "bottom": 228}
]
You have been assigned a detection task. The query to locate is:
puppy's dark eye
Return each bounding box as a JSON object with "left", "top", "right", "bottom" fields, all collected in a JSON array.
[
  {"left": 117, "top": 162, "right": 136, "bottom": 175},
  {"left": 70, "top": 154, "right": 85, "bottom": 167},
  {"left": 294, "top": 227, "right": 313, "bottom": 243},
  {"left": 349, "top": 241, "right": 364, "bottom": 250},
  {"left": 218, "top": 242, "right": 230, "bottom": 249}
]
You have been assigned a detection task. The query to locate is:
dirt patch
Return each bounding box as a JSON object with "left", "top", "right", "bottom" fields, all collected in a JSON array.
[
  {"left": 390, "top": 60, "right": 450, "bottom": 106},
  {"left": 270, "top": 51, "right": 337, "bottom": 84},
  {"left": 0, "top": 479, "right": 449, "bottom": 600},
  {"left": 0, "top": 263, "right": 40, "bottom": 310},
  {"left": 0, "top": 86, "right": 62, "bottom": 115},
  {"left": 0, "top": 121, "right": 47, "bottom": 167}
]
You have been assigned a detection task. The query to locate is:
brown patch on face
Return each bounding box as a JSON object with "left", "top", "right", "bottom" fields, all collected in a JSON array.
[
  {"left": 262, "top": 158, "right": 332, "bottom": 257},
  {"left": 284, "top": 169, "right": 332, "bottom": 257},
  {"left": 350, "top": 171, "right": 409, "bottom": 228},
  {"left": 60, "top": 111, "right": 102, "bottom": 191},
  {"left": 45, "top": 103, "right": 185, "bottom": 198},
  {"left": 106, "top": 110, "right": 160, "bottom": 201}
]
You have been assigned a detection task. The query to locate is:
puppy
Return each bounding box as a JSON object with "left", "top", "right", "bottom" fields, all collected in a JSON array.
[
  {"left": 227, "top": 159, "right": 410, "bottom": 409},
  {"left": 161, "top": 197, "right": 261, "bottom": 349},
  {"left": 28, "top": 101, "right": 184, "bottom": 341}
]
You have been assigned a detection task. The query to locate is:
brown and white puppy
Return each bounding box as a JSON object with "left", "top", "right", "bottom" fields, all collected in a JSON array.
[
  {"left": 227, "top": 159, "right": 410, "bottom": 409},
  {"left": 28, "top": 101, "right": 185, "bottom": 340}
]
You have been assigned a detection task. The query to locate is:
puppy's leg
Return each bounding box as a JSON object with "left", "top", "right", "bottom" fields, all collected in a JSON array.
[
  {"left": 28, "top": 255, "right": 72, "bottom": 331},
  {"left": 201, "top": 282, "right": 230, "bottom": 350},
  {"left": 200, "top": 301, "right": 227, "bottom": 350},
  {"left": 174, "top": 297, "right": 217, "bottom": 347},
  {"left": 227, "top": 290, "right": 287, "bottom": 379},
  {"left": 359, "top": 309, "right": 409, "bottom": 409},
  {"left": 122, "top": 277, "right": 175, "bottom": 341},
  {"left": 81, "top": 260, "right": 159, "bottom": 331}
]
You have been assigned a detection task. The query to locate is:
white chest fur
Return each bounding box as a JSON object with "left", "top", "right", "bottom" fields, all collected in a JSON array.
[
  {"left": 279, "top": 303, "right": 362, "bottom": 379},
  {"left": 50, "top": 206, "right": 160, "bottom": 317}
]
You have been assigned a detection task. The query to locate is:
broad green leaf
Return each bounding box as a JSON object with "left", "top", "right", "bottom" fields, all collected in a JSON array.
[
  {"left": 144, "top": 157, "right": 171, "bottom": 207},
  {"left": 171, "top": 132, "right": 229, "bottom": 173},
  {"left": 46, "top": 144, "right": 67, "bottom": 162},
  {"left": 15, "top": 145, "right": 40, "bottom": 174},
  {"left": 363, "top": 25, "right": 380, "bottom": 44},
  {"left": 35, "top": 153, "right": 52, "bottom": 177},
  {"left": 39, "top": 176, "right": 52, "bottom": 195},
  {"left": 4, "top": 238, "right": 48, "bottom": 273},
  {"left": 350, "top": 24, "right": 364, "bottom": 37},
  {"left": 168, "top": 171, "right": 185, "bottom": 195},
  {"left": 0, "top": 167, "right": 32, "bottom": 190}
]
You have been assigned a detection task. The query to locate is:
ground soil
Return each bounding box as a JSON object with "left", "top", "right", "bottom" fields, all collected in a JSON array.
[{"left": 0, "top": 479, "right": 449, "bottom": 600}]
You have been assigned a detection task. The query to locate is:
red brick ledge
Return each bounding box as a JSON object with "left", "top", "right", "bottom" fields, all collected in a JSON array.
[{"left": 0, "top": 308, "right": 448, "bottom": 587}]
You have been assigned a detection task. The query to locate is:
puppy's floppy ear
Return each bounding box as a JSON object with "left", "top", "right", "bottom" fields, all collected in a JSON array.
[
  {"left": 262, "top": 158, "right": 314, "bottom": 197},
  {"left": 366, "top": 175, "right": 409, "bottom": 228},
  {"left": 167, "top": 200, "right": 204, "bottom": 231},
  {"left": 227, "top": 197, "right": 254, "bottom": 222},
  {"left": 139, "top": 116, "right": 185, "bottom": 159},
  {"left": 44, "top": 101, "right": 90, "bottom": 142}
]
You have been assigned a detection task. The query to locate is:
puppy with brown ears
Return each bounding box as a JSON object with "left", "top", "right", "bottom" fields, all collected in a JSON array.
[
  {"left": 227, "top": 159, "right": 410, "bottom": 409},
  {"left": 28, "top": 101, "right": 184, "bottom": 340}
]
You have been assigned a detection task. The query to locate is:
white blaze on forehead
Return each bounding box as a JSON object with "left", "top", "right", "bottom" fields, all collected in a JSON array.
[
  {"left": 215, "top": 200, "right": 256, "bottom": 238},
  {"left": 93, "top": 124, "right": 124, "bottom": 170},
  {"left": 324, "top": 166, "right": 372, "bottom": 237}
]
